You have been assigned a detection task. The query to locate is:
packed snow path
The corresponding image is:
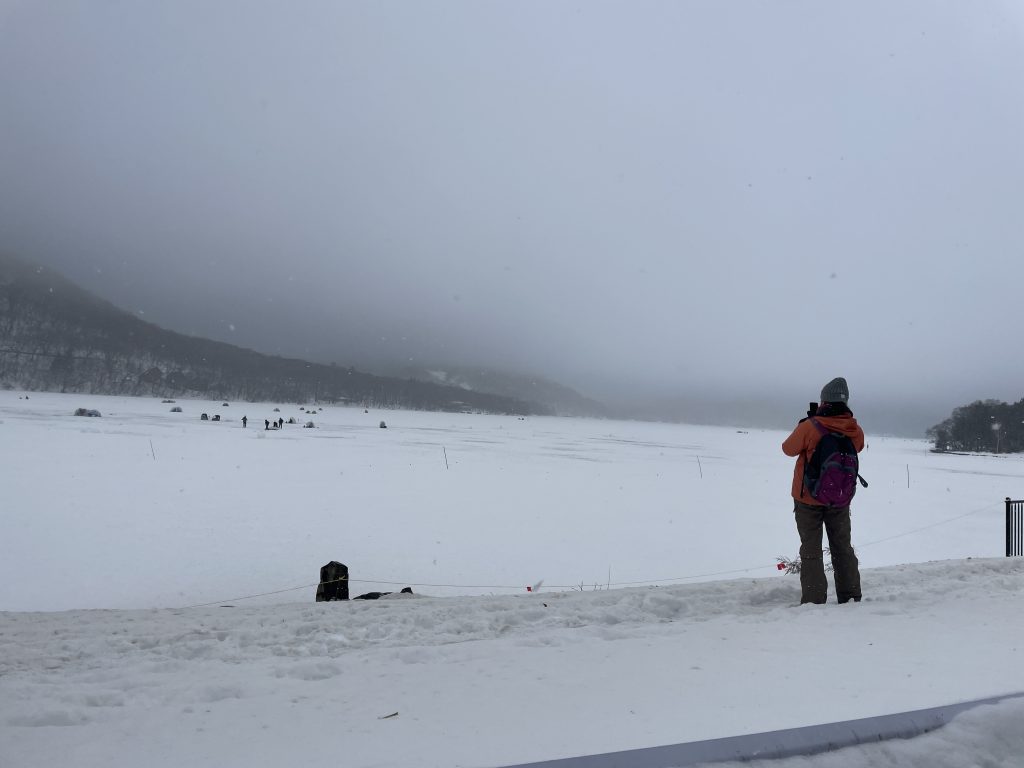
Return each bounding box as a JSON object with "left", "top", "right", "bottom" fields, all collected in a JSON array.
[{"left": 2, "top": 558, "right": 1023, "bottom": 767}]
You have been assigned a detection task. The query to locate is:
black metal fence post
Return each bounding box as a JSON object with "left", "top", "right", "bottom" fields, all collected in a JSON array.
[{"left": 1009, "top": 498, "right": 1024, "bottom": 557}]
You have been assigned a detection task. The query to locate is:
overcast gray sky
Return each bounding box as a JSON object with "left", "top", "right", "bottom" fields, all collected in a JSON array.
[{"left": 2, "top": 1, "right": 1023, "bottom": 431}]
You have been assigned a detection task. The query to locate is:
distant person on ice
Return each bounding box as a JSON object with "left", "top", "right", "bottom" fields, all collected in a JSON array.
[
  {"left": 265, "top": 419, "right": 270, "bottom": 430},
  {"left": 782, "top": 377, "right": 865, "bottom": 605},
  {"left": 242, "top": 416, "right": 247, "bottom": 428}
]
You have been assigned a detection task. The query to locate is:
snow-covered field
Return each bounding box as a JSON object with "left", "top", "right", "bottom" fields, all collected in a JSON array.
[{"left": 2, "top": 391, "right": 1023, "bottom": 767}]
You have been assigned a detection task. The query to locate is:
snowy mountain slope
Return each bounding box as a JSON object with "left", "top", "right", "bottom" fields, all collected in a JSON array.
[
  {"left": 392, "top": 364, "right": 610, "bottom": 418},
  {"left": 0, "top": 254, "right": 541, "bottom": 414}
]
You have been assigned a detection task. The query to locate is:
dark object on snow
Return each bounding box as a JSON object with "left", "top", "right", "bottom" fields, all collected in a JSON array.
[
  {"left": 287, "top": 417, "right": 297, "bottom": 424},
  {"left": 201, "top": 413, "right": 209, "bottom": 420},
  {"left": 162, "top": 399, "right": 176, "bottom": 404},
  {"left": 265, "top": 419, "right": 270, "bottom": 430},
  {"left": 354, "top": 587, "right": 413, "bottom": 600},
  {"left": 74, "top": 408, "right": 101, "bottom": 417},
  {"left": 170, "top": 406, "right": 183, "bottom": 413},
  {"left": 1008, "top": 498, "right": 1024, "bottom": 557},
  {"left": 242, "top": 416, "right": 247, "bottom": 428},
  {"left": 212, "top": 414, "right": 221, "bottom": 421},
  {"left": 304, "top": 421, "right": 315, "bottom": 428},
  {"left": 222, "top": 402, "right": 229, "bottom": 406},
  {"left": 379, "top": 421, "right": 387, "bottom": 429},
  {"left": 273, "top": 407, "right": 280, "bottom": 412},
  {"left": 316, "top": 561, "right": 350, "bottom": 602}
]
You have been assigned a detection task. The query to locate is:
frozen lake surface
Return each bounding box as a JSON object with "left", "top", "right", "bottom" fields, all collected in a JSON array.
[{"left": 2, "top": 392, "right": 1022, "bottom": 767}]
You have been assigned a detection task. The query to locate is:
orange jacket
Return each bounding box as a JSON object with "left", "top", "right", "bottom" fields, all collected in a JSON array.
[{"left": 782, "top": 414, "right": 865, "bottom": 503}]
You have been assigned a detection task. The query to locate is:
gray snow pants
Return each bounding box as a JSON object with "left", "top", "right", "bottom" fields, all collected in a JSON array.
[{"left": 794, "top": 500, "right": 862, "bottom": 604}]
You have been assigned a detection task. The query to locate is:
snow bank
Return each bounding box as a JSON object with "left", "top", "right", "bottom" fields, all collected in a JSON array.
[{"left": 2, "top": 558, "right": 1023, "bottom": 768}]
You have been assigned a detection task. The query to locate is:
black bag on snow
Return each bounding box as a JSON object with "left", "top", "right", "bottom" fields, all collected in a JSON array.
[{"left": 316, "top": 561, "right": 350, "bottom": 602}]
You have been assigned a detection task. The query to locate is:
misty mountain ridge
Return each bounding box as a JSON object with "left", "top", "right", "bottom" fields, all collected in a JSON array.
[
  {"left": 378, "top": 364, "right": 610, "bottom": 419},
  {"left": 0, "top": 254, "right": 554, "bottom": 415}
]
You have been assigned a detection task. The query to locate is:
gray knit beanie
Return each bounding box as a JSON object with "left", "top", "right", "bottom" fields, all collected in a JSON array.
[{"left": 820, "top": 377, "right": 849, "bottom": 404}]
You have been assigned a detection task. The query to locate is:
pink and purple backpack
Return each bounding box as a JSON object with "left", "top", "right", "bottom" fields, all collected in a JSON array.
[{"left": 803, "top": 418, "right": 865, "bottom": 507}]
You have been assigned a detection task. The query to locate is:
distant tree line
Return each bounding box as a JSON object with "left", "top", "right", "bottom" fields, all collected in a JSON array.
[{"left": 927, "top": 399, "right": 1024, "bottom": 453}]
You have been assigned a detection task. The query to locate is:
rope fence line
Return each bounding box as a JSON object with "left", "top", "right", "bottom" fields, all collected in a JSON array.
[
  {"left": 854, "top": 499, "right": 1002, "bottom": 550},
  {"left": 178, "top": 500, "right": 1005, "bottom": 609},
  {"left": 182, "top": 583, "right": 330, "bottom": 609},
  {"left": 180, "top": 577, "right": 542, "bottom": 609}
]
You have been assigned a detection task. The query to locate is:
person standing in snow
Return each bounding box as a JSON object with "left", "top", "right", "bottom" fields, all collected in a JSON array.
[
  {"left": 782, "top": 377, "right": 865, "bottom": 604},
  {"left": 242, "top": 415, "right": 247, "bottom": 428}
]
